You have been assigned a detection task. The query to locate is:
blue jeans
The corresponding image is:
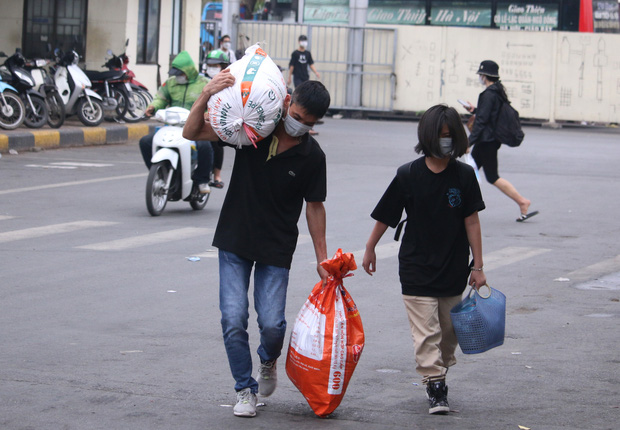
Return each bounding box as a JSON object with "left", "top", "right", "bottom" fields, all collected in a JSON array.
[{"left": 218, "top": 250, "right": 289, "bottom": 393}]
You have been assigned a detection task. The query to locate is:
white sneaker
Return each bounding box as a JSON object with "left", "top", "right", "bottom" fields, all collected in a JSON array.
[
  {"left": 198, "top": 183, "right": 211, "bottom": 194},
  {"left": 257, "top": 359, "right": 277, "bottom": 397},
  {"left": 233, "top": 388, "right": 257, "bottom": 417}
]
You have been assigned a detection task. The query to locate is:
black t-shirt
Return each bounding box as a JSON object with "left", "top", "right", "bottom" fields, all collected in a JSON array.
[
  {"left": 371, "top": 157, "right": 485, "bottom": 297},
  {"left": 289, "top": 50, "right": 314, "bottom": 83},
  {"left": 213, "top": 133, "right": 327, "bottom": 269}
]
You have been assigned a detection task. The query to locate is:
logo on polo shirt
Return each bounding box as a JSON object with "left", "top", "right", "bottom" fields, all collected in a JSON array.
[
  {"left": 289, "top": 170, "right": 296, "bottom": 177},
  {"left": 447, "top": 188, "right": 462, "bottom": 208}
]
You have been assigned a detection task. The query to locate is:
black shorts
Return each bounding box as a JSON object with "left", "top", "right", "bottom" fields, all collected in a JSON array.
[{"left": 471, "top": 140, "right": 502, "bottom": 184}]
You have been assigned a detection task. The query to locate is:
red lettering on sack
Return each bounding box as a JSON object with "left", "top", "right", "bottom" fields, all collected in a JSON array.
[
  {"left": 352, "top": 344, "right": 364, "bottom": 363},
  {"left": 331, "top": 371, "right": 342, "bottom": 390}
]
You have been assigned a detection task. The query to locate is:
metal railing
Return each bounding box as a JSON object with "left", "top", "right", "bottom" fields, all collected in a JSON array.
[{"left": 237, "top": 21, "right": 397, "bottom": 111}]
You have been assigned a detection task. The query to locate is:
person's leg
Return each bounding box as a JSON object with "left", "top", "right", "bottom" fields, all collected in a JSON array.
[
  {"left": 139, "top": 133, "right": 155, "bottom": 169},
  {"left": 493, "top": 178, "right": 531, "bottom": 215},
  {"left": 437, "top": 295, "right": 463, "bottom": 370},
  {"left": 194, "top": 141, "right": 214, "bottom": 184},
  {"left": 218, "top": 250, "right": 259, "bottom": 394},
  {"left": 252, "top": 262, "right": 289, "bottom": 397},
  {"left": 472, "top": 142, "right": 531, "bottom": 215},
  {"left": 253, "top": 263, "right": 289, "bottom": 362},
  {"left": 403, "top": 295, "right": 450, "bottom": 414},
  {"left": 470, "top": 141, "right": 500, "bottom": 185},
  {"left": 210, "top": 141, "right": 224, "bottom": 186},
  {"left": 402, "top": 295, "right": 446, "bottom": 383}
]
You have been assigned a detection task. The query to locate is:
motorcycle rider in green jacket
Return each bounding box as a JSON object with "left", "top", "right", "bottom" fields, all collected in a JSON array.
[{"left": 140, "top": 50, "right": 214, "bottom": 194}]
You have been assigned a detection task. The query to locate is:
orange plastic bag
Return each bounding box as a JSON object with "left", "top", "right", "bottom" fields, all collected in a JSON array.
[{"left": 286, "top": 249, "right": 365, "bottom": 417}]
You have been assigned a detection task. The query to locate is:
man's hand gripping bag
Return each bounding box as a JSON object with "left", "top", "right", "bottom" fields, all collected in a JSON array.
[
  {"left": 286, "top": 249, "right": 365, "bottom": 417},
  {"left": 207, "top": 44, "right": 287, "bottom": 147}
]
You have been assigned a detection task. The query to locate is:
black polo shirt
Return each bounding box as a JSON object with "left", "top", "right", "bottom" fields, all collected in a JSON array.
[{"left": 212, "top": 133, "right": 327, "bottom": 269}]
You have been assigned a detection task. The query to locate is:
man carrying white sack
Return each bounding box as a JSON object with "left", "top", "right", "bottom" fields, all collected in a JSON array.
[{"left": 183, "top": 70, "right": 331, "bottom": 418}]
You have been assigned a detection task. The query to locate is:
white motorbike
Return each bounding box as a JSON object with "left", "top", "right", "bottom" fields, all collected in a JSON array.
[
  {"left": 146, "top": 107, "right": 210, "bottom": 216},
  {"left": 52, "top": 48, "right": 104, "bottom": 126}
]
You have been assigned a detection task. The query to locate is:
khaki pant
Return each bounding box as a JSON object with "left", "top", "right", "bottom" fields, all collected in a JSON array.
[{"left": 402, "top": 294, "right": 462, "bottom": 384}]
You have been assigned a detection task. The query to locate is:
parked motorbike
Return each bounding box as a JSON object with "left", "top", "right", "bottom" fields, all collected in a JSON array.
[
  {"left": 52, "top": 48, "right": 104, "bottom": 126},
  {"left": 116, "top": 39, "right": 153, "bottom": 104},
  {"left": 84, "top": 63, "right": 131, "bottom": 122},
  {"left": 122, "top": 54, "right": 154, "bottom": 104},
  {"left": 0, "top": 72, "right": 25, "bottom": 130},
  {"left": 99, "top": 40, "right": 149, "bottom": 122},
  {"left": 0, "top": 49, "right": 48, "bottom": 128},
  {"left": 24, "top": 57, "right": 65, "bottom": 128},
  {"left": 146, "top": 107, "right": 210, "bottom": 216}
]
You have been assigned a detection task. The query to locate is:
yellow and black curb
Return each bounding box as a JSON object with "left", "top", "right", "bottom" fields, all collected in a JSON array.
[{"left": 0, "top": 122, "right": 157, "bottom": 153}]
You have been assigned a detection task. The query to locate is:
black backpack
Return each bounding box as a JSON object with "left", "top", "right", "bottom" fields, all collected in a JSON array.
[{"left": 494, "top": 99, "right": 524, "bottom": 147}]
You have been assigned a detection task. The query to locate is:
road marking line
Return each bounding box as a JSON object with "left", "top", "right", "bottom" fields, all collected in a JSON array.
[
  {"left": 0, "top": 221, "right": 118, "bottom": 243},
  {"left": 50, "top": 162, "right": 114, "bottom": 167},
  {"left": 338, "top": 245, "right": 550, "bottom": 271},
  {"left": 0, "top": 173, "right": 146, "bottom": 196},
  {"left": 318, "top": 242, "right": 399, "bottom": 265},
  {"left": 0, "top": 216, "right": 15, "bottom": 221},
  {"left": 26, "top": 164, "right": 78, "bottom": 169},
  {"left": 77, "top": 227, "right": 213, "bottom": 251},
  {"left": 194, "top": 249, "right": 218, "bottom": 258},
  {"left": 483, "top": 246, "right": 552, "bottom": 271},
  {"left": 297, "top": 234, "right": 312, "bottom": 245},
  {"left": 374, "top": 242, "right": 401, "bottom": 260},
  {"left": 567, "top": 255, "right": 620, "bottom": 282}
]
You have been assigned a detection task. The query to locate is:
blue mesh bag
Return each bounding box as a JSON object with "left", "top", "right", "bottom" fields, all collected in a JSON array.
[{"left": 450, "top": 285, "right": 506, "bottom": 354}]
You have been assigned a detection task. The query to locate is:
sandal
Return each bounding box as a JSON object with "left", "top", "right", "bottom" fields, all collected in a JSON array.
[
  {"left": 209, "top": 180, "right": 225, "bottom": 189},
  {"left": 516, "top": 211, "right": 539, "bottom": 222}
]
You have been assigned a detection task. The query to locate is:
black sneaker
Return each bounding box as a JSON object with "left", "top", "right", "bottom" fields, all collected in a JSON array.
[{"left": 426, "top": 380, "right": 450, "bottom": 414}]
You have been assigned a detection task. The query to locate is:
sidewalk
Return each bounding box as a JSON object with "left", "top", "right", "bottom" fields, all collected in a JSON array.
[{"left": 0, "top": 118, "right": 157, "bottom": 153}]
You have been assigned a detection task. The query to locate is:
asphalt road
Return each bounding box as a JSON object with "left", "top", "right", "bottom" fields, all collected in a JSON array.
[{"left": 1, "top": 119, "right": 618, "bottom": 430}]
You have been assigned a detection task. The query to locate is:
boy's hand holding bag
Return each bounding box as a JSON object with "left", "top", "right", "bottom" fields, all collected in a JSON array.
[
  {"left": 286, "top": 249, "right": 365, "bottom": 417},
  {"left": 450, "top": 284, "right": 506, "bottom": 354}
]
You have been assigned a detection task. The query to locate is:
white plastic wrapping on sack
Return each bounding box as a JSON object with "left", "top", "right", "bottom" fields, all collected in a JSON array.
[{"left": 207, "top": 44, "right": 287, "bottom": 147}]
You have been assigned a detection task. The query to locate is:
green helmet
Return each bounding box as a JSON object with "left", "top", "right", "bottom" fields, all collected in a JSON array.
[{"left": 206, "top": 50, "right": 230, "bottom": 66}]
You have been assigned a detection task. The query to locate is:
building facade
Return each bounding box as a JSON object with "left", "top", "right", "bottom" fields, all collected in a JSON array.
[{"left": 0, "top": 0, "right": 204, "bottom": 95}]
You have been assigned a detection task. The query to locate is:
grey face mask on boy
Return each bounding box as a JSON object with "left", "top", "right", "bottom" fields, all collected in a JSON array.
[{"left": 439, "top": 137, "right": 453, "bottom": 157}]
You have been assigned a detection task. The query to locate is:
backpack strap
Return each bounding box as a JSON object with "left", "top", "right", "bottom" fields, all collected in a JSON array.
[
  {"left": 394, "top": 219, "right": 406, "bottom": 241},
  {"left": 394, "top": 161, "right": 413, "bottom": 241},
  {"left": 455, "top": 159, "right": 469, "bottom": 189}
]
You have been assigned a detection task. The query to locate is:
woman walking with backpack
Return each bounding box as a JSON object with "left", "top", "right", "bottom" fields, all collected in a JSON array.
[{"left": 465, "top": 60, "right": 538, "bottom": 222}]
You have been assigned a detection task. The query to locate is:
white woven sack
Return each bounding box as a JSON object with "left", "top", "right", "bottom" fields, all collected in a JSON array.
[{"left": 207, "top": 44, "right": 287, "bottom": 147}]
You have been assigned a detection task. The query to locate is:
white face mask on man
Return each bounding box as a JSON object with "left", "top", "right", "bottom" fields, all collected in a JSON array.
[
  {"left": 222, "top": 41, "right": 231, "bottom": 50},
  {"left": 206, "top": 66, "right": 221, "bottom": 79},
  {"left": 299, "top": 41, "right": 308, "bottom": 49},
  {"left": 284, "top": 113, "right": 313, "bottom": 137},
  {"left": 175, "top": 75, "right": 188, "bottom": 85}
]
